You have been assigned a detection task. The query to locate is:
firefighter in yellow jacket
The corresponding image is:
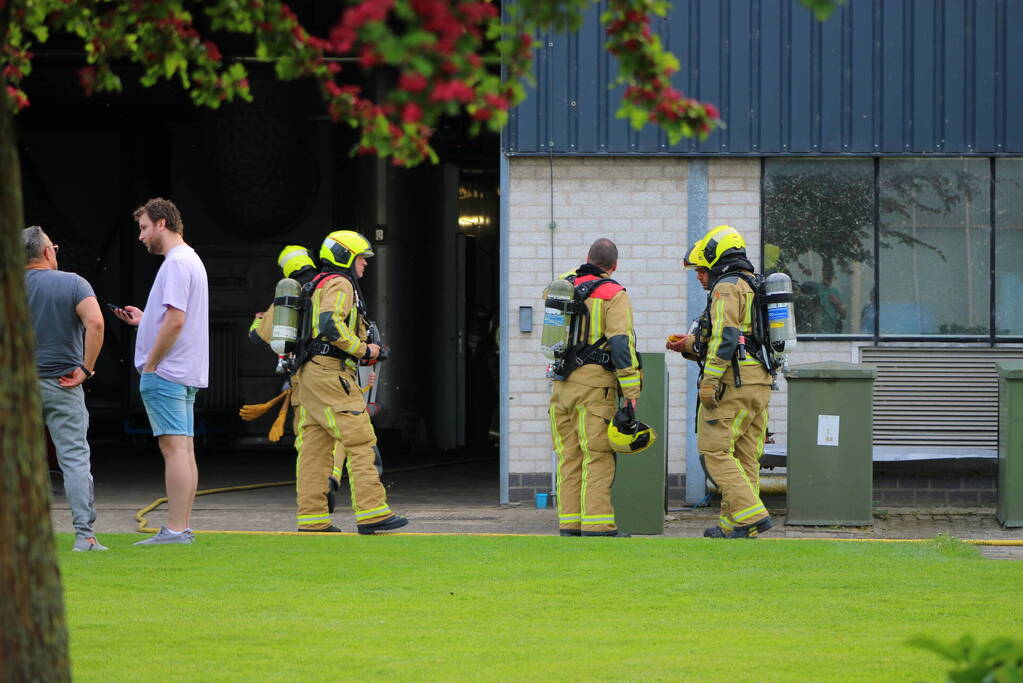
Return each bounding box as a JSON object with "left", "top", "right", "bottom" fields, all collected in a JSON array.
[
  {"left": 289, "top": 230, "right": 407, "bottom": 534},
  {"left": 249, "top": 245, "right": 380, "bottom": 514},
  {"left": 668, "top": 225, "right": 774, "bottom": 538},
  {"left": 549, "top": 238, "right": 641, "bottom": 537}
]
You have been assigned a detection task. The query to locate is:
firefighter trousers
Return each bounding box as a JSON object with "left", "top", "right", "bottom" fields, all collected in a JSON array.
[
  {"left": 698, "top": 383, "right": 771, "bottom": 533},
  {"left": 292, "top": 376, "right": 363, "bottom": 486},
  {"left": 549, "top": 381, "right": 618, "bottom": 534},
  {"left": 294, "top": 356, "right": 392, "bottom": 530}
]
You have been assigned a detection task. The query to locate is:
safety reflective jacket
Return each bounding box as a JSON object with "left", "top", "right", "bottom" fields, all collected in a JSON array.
[
  {"left": 564, "top": 271, "right": 642, "bottom": 401},
  {"left": 310, "top": 274, "right": 368, "bottom": 360},
  {"left": 700, "top": 271, "right": 772, "bottom": 387}
]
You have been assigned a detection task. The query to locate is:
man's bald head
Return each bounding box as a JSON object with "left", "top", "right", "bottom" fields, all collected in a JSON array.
[{"left": 587, "top": 238, "right": 618, "bottom": 272}]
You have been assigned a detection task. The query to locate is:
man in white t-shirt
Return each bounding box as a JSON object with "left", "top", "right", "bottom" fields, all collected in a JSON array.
[{"left": 113, "top": 198, "right": 209, "bottom": 546}]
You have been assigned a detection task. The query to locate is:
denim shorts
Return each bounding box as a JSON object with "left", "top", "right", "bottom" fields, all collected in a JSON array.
[{"left": 139, "top": 372, "right": 199, "bottom": 437}]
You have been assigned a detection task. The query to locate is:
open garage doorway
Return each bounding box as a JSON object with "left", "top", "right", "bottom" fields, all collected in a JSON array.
[{"left": 18, "top": 61, "right": 502, "bottom": 511}]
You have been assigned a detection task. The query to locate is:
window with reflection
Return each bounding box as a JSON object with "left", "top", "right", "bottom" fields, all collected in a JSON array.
[
  {"left": 763, "top": 159, "right": 875, "bottom": 335},
  {"left": 878, "top": 159, "right": 990, "bottom": 336},
  {"left": 996, "top": 159, "right": 1023, "bottom": 336}
]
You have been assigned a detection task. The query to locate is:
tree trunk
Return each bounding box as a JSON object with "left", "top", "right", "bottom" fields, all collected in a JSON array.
[{"left": 0, "top": 4, "right": 71, "bottom": 680}]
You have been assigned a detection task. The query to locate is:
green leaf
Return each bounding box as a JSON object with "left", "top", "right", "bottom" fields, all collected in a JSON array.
[
  {"left": 907, "top": 636, "right": 963, "bottom": 663},
  {"left": 163, "top": 53, "right": 186, "bottom": 79}
]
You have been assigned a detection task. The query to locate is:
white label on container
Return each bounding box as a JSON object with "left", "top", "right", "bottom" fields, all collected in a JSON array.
[
  {"left": 272, "top": 325, "right": 297, "bottom": 341},
  {"left": 817, "top": 415, "right": 840, "bottom": 447}
]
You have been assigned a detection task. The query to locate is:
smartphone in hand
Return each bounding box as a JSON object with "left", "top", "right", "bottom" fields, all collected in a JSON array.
[{"left": 106, "top": 303, "right": 123, "bottom": 313}]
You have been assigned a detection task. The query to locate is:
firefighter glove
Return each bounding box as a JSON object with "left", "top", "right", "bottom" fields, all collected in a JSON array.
[
  {"left": 698, "top": 377, "right": 721, "bottom": 409},
  {"left": 666, "top": 334, "right": 696, "bottom": 355}
]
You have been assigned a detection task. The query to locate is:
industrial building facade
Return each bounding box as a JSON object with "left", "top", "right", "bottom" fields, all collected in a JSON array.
[{"left": 499, "top": 0, "right": 1023, "bottom": 504}]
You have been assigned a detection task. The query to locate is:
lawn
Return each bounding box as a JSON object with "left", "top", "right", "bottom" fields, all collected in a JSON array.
[{"left": 57, "top": 533, "right": 1021, "bottom": 682}]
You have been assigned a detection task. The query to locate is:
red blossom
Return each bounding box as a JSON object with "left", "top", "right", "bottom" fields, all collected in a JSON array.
[
  {"left": 471, "top": 107, "right": 492, "bottom": 120},
  {"left": 329, "top": 0, "right": 394, "bottom": 52},
  {"left": 398, "top": 72, "right": 428, "bottom": 93},
  {"left": 5, "top": 85, "right": 29, "bottom": 111},
  {"left": 359, "top": 46, "right": 378, "bottom": 68},
  {"left": 429, "top": 79, "right": 474, "bottom": 103},
  {"left": 402, "top": 102, "right": 422, "bottom": 123},
  {"left": 704, "top": 103, "right": 720, "bottom": 120},
  {"left": 458, "top": 1, "right": 497, "bottom": 22},
  {"left": 78, "top": 66, "right": 97, "bottom": 96},
  {"left": 483, "top": 93, "right": 508, "bottom": 110},
  {"left": 203, "top": 41, "right": 222, "bottom": 62}
]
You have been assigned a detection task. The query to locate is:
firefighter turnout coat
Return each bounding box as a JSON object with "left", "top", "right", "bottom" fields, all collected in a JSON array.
[
  {"left": 292, "top": 274, "right": 393, "bottom": 530},
  {"left": 695, "top": 271, "right": 773, "bottom": 534},
  {"left": 549, "top": 270, "right": 642, "bottom": 535}
]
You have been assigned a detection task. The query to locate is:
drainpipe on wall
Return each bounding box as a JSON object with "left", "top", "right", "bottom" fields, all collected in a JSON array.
[
  {"left": 499, "top": 152, "right": 510, "bottom": 504},
  {"left": 685, "top": 158, "right": 709, "bottom": 504}
]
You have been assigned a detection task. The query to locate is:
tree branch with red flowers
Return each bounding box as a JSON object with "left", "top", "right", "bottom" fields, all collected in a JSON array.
[
  {"left": 1, "top": 0, "right": 742, "bottom": 167},
  {"left": 603, "top": 0, "right": 718, "bottom": 142}
]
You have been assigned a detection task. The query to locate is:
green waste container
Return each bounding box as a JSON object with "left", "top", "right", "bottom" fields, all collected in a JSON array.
[
  {"left": 611, "top": 352, "right": 667, "bottom": 535},
  {"left": 997, "top": 361, "right": 1023, "bottom": 528},
  {"left": 785, "top": 361, "right": 876, "bottom": 526}
]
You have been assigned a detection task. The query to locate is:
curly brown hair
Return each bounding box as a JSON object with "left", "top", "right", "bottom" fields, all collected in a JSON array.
[{"left": 133, "top": 198, "right": 183, "bottom": 235}]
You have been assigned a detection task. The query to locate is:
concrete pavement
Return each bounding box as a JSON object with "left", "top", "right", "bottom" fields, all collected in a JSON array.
[{"left": 48, "top": 448, "right": 1023, "bottom": 559}]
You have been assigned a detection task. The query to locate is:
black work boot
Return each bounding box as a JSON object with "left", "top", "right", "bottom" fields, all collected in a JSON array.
[
  {"left": 581, "top": 530, "right": 631, "bottom": 538},
  {"left": 730, "top": 516, "right": 774, "bottom": 538},
  {"left": 327, "top": 477, "right": 340, "bottom": 513},
  {"left": 559, "top": 529, "right": 581, "bottom": 537},
  {"left": 299, "top": 525, "right": 342, "bottom": 533},
  {"left": 357, "top": 515, "right": 409, "bottom": 535},
  {"left": 704, "top": 516, "right": 774, "bottom": 539}
]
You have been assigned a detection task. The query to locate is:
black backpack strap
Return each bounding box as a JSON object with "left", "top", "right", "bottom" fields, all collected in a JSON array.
[{"left": 574, "top": 277, "right": 621, "bottom": 300}]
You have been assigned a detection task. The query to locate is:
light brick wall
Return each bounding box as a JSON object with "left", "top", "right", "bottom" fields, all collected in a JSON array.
[
  {"left": 708, "top": 159, "right": 762, "bottom": 270},
  {"left": 507, "top": 157, "right": 690, "bottom": 476},
  {"left": 506, "top": 155, "right": 857, "bottom": 483}
]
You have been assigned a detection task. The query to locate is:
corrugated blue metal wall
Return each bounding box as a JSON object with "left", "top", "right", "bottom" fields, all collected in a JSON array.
[{"left": 505, "top": 0, "right": 1023, "bottom": 156}]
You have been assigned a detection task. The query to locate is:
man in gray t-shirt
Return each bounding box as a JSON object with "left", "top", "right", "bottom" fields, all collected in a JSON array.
[{"left": 23, "top": 226, "right": 107, "bottom": 552}]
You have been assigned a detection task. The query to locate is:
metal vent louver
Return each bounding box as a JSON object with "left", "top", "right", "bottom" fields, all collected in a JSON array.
[{"left": 860, "top": 347, "right": 1023, "bottom": 448}]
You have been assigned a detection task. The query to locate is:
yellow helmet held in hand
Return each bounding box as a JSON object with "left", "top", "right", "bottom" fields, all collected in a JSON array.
[
  {"left": 699, "top": 225, "right": 746, "bottom": 268},
  {"left": 320, "top": 230, "right": 374, "bottom": 269},
  {"left": 607, "top": 405, "right": 657, "bottom": 455},
  {"left": 277, "top": 245, "right": 316, "bottom": 278}
]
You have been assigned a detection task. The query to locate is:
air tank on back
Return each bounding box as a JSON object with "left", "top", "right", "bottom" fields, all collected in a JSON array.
[
  {"left": 270, "top": 277, "right": 301, "bottom": 373},
  {"left": 540, "top": 277, "right": 576, "bottom": 362},
  {"left": 764, "top": 272, "right": 797, "bottom": 352}
]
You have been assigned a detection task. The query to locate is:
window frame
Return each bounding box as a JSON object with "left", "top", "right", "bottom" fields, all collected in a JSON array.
[{"left": 760, "top": 156, "right": 1023, "bottom": 345}]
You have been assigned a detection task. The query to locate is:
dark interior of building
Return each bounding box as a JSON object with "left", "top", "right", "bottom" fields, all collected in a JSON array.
[{"left": 17, "top": 5, "right": 501, "bottom": 498}]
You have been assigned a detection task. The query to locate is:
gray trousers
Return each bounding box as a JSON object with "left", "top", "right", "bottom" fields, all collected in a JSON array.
[{"left": 39, "top": 378, "right": 96, "bottom": 538}]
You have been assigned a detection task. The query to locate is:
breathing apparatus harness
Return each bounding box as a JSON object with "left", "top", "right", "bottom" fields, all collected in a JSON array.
[
  {"left": 694, "top": 258, "right": 785, "bottom": 389},
  {"left": 292, "top": 268, "right": 387, "bottom": 371},
  {"left": 547, "top": 267, "right": 624, "bottom": 381}
]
